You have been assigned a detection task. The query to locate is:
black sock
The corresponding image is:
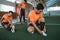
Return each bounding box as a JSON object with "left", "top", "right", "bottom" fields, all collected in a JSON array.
[{"left": 40, "top": 22, "right": 45, "bottom": 31}]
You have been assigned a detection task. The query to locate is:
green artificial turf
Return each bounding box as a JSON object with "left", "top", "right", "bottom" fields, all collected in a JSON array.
[{"left": 0, "top": 16, "right": 60, "bottom": 40}]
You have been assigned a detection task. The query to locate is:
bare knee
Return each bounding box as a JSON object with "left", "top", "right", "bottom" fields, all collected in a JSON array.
[
  {"left": 27, "top": 26, "right": 34, "bottom": 33},
  {"left": 40, "top": 17, "right": 45, "bottom": 22}
]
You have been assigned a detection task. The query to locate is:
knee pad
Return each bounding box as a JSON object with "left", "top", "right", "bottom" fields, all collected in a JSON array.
[{"left": 40, "top": 22, "right": 45, "bottom": 31}]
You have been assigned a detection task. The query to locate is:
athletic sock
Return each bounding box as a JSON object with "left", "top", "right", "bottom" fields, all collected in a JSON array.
[
  {"left": 11, "top": 25, "right": 15, "bottom": 33},
  {"left": 42, "top": 31, "right": 47, "bottom": 36}
]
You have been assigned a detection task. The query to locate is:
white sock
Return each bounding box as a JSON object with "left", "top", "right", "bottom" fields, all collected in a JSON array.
[
  {"left": 11, "top": 25, "right": 15, "bottom": 33},
  {"left": 42, "top": 31, "right": 47, "bottom": 36},
  {"left": 5, "top": 25, "right": 7, "bottom": 28}
]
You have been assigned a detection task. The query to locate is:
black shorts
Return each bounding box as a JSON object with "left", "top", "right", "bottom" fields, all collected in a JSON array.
[
  {"left": 28, "top": 23, "right": 41, "bottom": 33},
  {"left": 28, "top": 23, "right": 41, "bottom": 29},
  {"left": 28, "top": 20, "right": 40, "bottom": 27},
  {"left": 1, "top": 22, "right": 11, "bottom": 30},
  {"left": 1, "top": 22, "right": 9, "bottom": 26},
  {"left": 28, "top": 21, "right": 42, "bottom": 32}
]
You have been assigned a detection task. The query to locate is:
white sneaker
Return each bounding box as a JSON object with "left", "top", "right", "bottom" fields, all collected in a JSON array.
[
  {"left": 31, "top": 31, "right": 34, "bottom": 34},
  {"left": 42, "top": 31, "right": 47, "bottom": 36},
  {"left": 11, "top": 28, "right": 15, "bottom": 33},
  {"left": 11, "top": 25, "right": 15, "bottom": 33}
]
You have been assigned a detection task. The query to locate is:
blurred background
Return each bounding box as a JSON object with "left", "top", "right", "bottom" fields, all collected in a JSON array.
[{"left": 0, "top": 0, "right": 60, "bottom": 40}]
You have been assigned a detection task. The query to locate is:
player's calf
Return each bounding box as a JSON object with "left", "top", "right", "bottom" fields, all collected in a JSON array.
[{"left": 40, "top": 22, "right": 47, "bottom": 36}]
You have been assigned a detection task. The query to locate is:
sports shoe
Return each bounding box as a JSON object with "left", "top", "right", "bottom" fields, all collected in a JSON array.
[
  {"left": 11, "top": 28, "right": 15, "bottom": 33},
  {"left": 42, "top": 31, "right": 47, "bottom": 36},
  {"left": 11, "top": 25, "right": 15, "bottom": 33}
]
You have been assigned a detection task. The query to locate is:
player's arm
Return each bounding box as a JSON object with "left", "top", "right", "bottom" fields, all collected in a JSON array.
[
  {"left": 31, "top": 21, "right": 42, "bottom": 34},
  {"left": 0, "top": 17, "right": 12, "bottom": 24},
  {"left": 7, "top": 19, "right": 12, "bottom": 24},
  {"left": 6, "top": 18, "right": 13, "bottom": 25},
  {"left": 28, "top": 11, "right": 42, "bottom": 34},
  {"left": 0, "top": 17, "right": 4, "bottom": 22}
]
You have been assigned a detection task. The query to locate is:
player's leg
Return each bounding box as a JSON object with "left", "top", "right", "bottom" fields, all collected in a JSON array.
[
  {"left": 1, "top": 22, "right": 8, "bottom": 28},
  {"left": 23, "top": 15, "right": 25, "bottom": 23},
  {"left": 40, "top": 17, "right": 46, "bottom": 31},
  {"left": 10, "top": 24, "right": 15, "bottom": 33},
  {"left": 7, "top": 23, "right": 15, "bottom": 33},
  {"left": 40, "top": 17, "right": 47, "bottom": 36},
  {"left": 7, "top": 24, "right": 12, "bottom": 31},
  {"left": 27, "top": 24, "right": 34, "bottom": 34},
  {"left": 20, "top": 15, "right": 22, "bottom": 23},
  {"left": 43, "top": 26, "right": 46, "bottom": 32}
]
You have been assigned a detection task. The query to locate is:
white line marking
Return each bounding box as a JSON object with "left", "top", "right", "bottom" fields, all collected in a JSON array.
[{"left": 46, "top": 24, "right": 60, "bottom": 25}]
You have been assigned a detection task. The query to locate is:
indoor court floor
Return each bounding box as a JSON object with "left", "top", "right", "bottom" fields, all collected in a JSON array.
[{"left": 0, "top": 16, "right": 60, "bottom": 40}]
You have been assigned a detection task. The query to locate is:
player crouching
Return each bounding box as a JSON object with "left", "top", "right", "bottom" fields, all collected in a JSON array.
[
  {"left": 1, "top": 11, "right": 15, "bottom": 33},
  {"left": 27, "top": 3, "right": 47, "bottom": 36}
]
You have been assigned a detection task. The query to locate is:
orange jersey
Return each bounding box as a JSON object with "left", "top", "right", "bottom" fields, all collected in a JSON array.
[
  {"left": 2, "top": 14, "right": 13, "bottom": 22},
  {"left": 20, "top": 2, "right": 26, "bottom": 7},
  {"left": 28, "top": 10, "right": 43, "bottom": 24}
]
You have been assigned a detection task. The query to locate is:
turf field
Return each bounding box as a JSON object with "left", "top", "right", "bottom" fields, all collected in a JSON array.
[{"left": 0, "top": 16, "right": 60, "bottom": 40}]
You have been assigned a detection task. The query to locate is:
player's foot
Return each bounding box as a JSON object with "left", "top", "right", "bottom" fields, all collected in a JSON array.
[
  {"left": 30, "top": 31, "right": 34, "bottom": 34},
  {"left": 11, "top": 25, "right": 15, "bottom": 33},
  {"left": 11, "top": 29, "right": 15, "bottom": 33},
  {"left": 31, "top": 31, "right": 34, "bottom": 34},
  {"left": 42, "top": 31, "right": 47, "bottom": 36}
]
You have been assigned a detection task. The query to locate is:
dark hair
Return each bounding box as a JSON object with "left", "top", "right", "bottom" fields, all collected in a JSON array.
[
  {"left": 36, "top": 3, "right": 44, "bottom": 10},
  {"left": 24, "top": 0, "right": 27, "bottom": 2},
  {"left": 33, "top": 7, "right": 34, "bottom": 10},
  {"left": 9, "top": 11, "right": 13, "bottom": 13}
]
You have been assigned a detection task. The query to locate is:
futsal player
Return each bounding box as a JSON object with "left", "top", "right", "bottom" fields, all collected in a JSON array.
[
  {"left": 20, "top": 1, "right": 26, "bottom": 24},
  {"left": 27, "top": 3, "right": 47, "bottom": 36},
  {"left": 1, "top": 11, "right": 15, "bottom": 33}
]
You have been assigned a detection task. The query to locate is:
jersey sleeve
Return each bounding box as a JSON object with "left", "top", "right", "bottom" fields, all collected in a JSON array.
[
  {"left": 28, "top": 11, "right": 34, "bottom": 22},
  {"left": 2, "top": 14, "right": 8, "bottom": 19}
]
